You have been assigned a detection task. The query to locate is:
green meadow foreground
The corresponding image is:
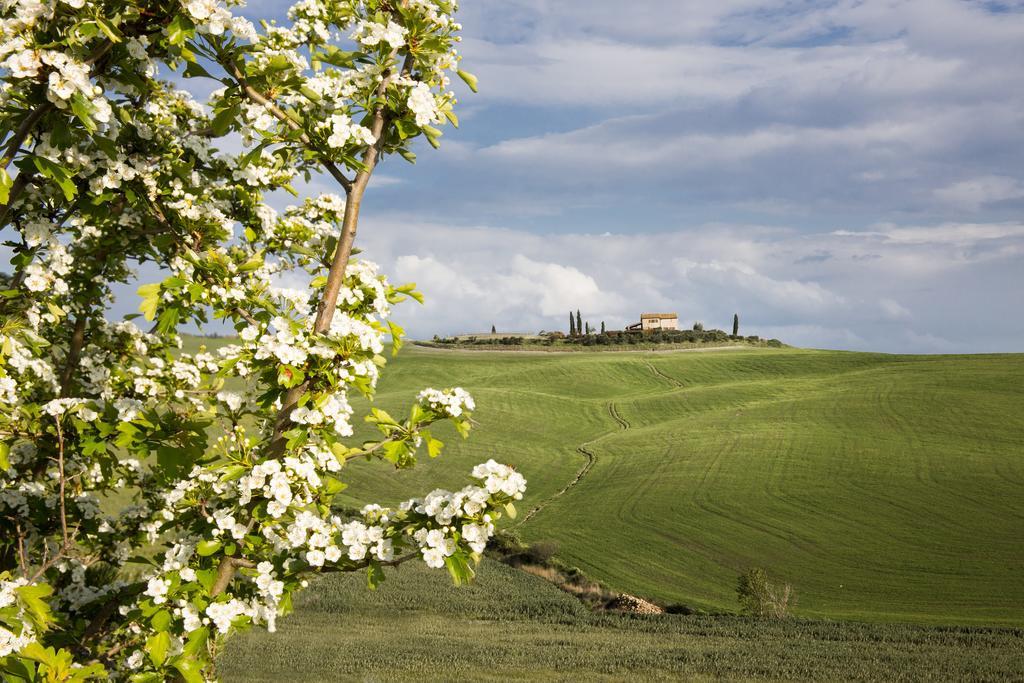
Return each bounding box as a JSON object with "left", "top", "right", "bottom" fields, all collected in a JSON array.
[
  {"left": 212, "top": 345, "right": 1024, "bottom": 678},
  {"left": 220, "top": 559, "right": 1023, "bottom": 682}
]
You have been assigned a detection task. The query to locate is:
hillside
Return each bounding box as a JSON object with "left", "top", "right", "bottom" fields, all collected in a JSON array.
[{"left": 327, "top": 346, "right": 1024, "bottom": 625}]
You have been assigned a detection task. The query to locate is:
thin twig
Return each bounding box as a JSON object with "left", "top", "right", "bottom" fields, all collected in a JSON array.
[
  {"left": 55, "top": 418, "right": 70, "bottom": 548},
  {"left": 15, "top": 521, "right": 28, "bottom": 575}
]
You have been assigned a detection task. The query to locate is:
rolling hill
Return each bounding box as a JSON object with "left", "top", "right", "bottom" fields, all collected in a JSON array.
[{"left": 325, "top": 346, "right": 1024, "bottom": 625}]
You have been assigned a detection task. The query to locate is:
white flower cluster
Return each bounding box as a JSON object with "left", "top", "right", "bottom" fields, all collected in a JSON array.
[
  {"left": 42, "top": 51, "right": 112, "bottom": 124},
  {"left": 290, "top": 392, "right": 354, "bottom": 436},
  {"left": 414, "top": 527, "right": 456, "bottom": 568},
  {"left": 400, "top": 461, "right": 526, "bottom": 566},
  {"left": 0, "top": 577, "right": 34, "bottom": 658},
  {"left": 407, "top": 82, "right": 442, "bottom": 127},
  {"left": 181, "top": 0, "right": 253, "bottom": 37},
  {"left": 322, "top": 112, "right": 376, "bottom": 149},
  {"left": 472, "top": 459, "right": 528, "bottom": 498},
  {"left": 417, "top": 387, "right": 475, "bottom": 417},
  {"left": 352, "top": 19, "right": 407, "bottom": 49}
]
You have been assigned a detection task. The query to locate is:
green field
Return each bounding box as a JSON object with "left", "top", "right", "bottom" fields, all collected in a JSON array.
[
  {"left": 203, "top": 343, "right": 1024, "bottom": 678},
  {"left": 220, "top": 558, "right": 1024, "bottom": 682},
  {"left": 312, "top": 346, "right": 1024, "bottom": 626}
]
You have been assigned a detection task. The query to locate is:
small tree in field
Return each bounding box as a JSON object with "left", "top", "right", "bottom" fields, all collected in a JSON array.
[
  {"left": 568, "top": 311, "right": 575, "bottom": 336},
  {"left": 491, "top": 324, "right": 496, "bottom": 334},
  {"left": 732, "top": 313, "right": 739, "bottom": 337},
  {"left": 736, "top": 568, "right": 794, "bottom": 619},
  {"left": 0, "top": 1, "right": 525, "bottom": 679}
]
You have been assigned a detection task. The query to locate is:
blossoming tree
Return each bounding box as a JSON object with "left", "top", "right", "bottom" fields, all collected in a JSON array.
[{"left": 0, "top": 0, "right": 524, "bottom": 679}]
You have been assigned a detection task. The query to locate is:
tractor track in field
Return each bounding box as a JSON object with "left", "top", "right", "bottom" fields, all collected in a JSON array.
[
  {"left": 644, "top": 359, "right": 684, "bottom": 388},
  {"left": 519, "top": 402, "right": 629, "bottom": 525}
]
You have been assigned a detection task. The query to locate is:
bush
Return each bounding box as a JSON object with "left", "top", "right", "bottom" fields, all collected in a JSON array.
[
  {"left": 736, "top": 568, "right": 795, "bottom": 618},
  {"left": 523, "top": 540, "right": 561, "bottom": 565}
]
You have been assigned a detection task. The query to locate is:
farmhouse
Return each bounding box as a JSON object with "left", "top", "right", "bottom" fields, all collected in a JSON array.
[{"left": 627, "top": 313, "right": 679, "bottom": 332}]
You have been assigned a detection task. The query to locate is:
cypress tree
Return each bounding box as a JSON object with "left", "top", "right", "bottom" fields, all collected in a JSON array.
[
  {"left": 601, "top": 321, "right": 606, "bottom": 334},
  {"left": 569, "top": 311, "right": 575, "bottom": 336},
  {"left": 576, "top": 310, "right": 582, "bottom": 336},
  {"left": 491, "top": 324, "right": 496, "bottom": 334},
  {"left": 732, "top": 313, "right": 739, "bottom": 337}
]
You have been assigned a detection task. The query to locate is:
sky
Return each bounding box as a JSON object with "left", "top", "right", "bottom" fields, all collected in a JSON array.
[
  {"left": 144, "top": 1, "right": 1024, "bottom": 351},
  {"left": 326, "top": 0, "right": 1024, "bottom": 353}
]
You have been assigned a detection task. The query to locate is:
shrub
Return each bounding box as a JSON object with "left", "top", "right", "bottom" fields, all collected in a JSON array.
[
  {"left": 523, "top": 540, "right": 561, "bottom": 565},
  {"left": 736, "top": 568, "right": 795, "bottom": 618}
]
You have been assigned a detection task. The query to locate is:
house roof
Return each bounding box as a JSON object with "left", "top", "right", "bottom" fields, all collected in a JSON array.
[{"left": 640, "top": 312, "right": 678, "bottom": 319}]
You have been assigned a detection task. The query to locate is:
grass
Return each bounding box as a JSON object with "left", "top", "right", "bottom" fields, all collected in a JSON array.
[
  {"left": 189, "top": 339, "right": 1024, "bottom": 678},
  {"left": 320, "top": 346, "right": 1024, "bottom": 626},
  {"left": 219, "top": 559, "right": 1024, "bottom": 682}
]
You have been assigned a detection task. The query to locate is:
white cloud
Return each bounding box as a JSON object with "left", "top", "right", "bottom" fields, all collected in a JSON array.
[
  {"left": 879, "top": 298, "right": 911, "bottom": 320},
  {"left": 354, "top": 216, "right": 1024, "bottom": 352},
  {"left": 934, "top": 176, "right": 1024, "bottom": 210}
]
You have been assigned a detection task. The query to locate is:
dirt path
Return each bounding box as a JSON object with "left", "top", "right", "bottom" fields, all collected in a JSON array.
[{"left": 519, "top": 402, "right": 629, "bottom": 525}]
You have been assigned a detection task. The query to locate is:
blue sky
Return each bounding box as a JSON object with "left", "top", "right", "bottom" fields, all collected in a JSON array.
[{"left": 241, "top": 2, "right": 1024, "bottom": 350}]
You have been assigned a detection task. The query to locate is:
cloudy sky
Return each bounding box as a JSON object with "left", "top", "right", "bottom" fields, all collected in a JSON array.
[{"left": 278, "top": 1, "right": 1023, "bottom": 351}]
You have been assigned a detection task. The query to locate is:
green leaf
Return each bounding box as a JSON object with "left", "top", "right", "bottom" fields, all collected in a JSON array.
[
  {"left": 70, "top": 94, "right": 97, "bottom": 133},
  {"left": 136, "top": 283, "right": 160, "bottom": 321},
  {"left": 130, "top": 674, "right": 164, "bottom": 683},
  {"left": 0, "top": 442, "right": 9, "bottom": 471},
  {"left": 183, "top": 60, "right": 215, "bottom": 79},
  {"left": 457, "top": 69, "right": 479, "bottom": 93},
  {"left": 381, "top": 440, "right": 409, "bottom": 465},
  {"left": 299, "top": 86, "right": 322, "bottom": 102},
  {"left": 444, "top": 553, "right": 476, "bottom": 586},
  {"left": 422, "top": 125, "right": 443, "bottom": 149},
  {"left": 172, "top": 656, "right": 204, "bottom": 683},
  {"left": 196, "top": 540, "right": 222, "bottom": 557},
  {"left": 0, "top": 167, "right": 13, "bottom": 205},
  {"left": 182, "top": 627, "right": 209, "bottom": 657},
  {"left": 323, "top": 476, "right": 347, "bottom": 495},
  {"left": 318, "top": 46, "right": 361, "bottom": 68},
  {"left": 329, "top": 442, "right": 350, "bottom": 460},
  {"left": 146, "top": 630, "right": 170, "bottom": 667},
  {"left": 15, "top": 582, "right": 54, "bottom": 627},
  {"left": 31, "top": 156, "right": 76, "bottom": 200},
  {"left": 211, "top": 104, "right": 239, "bottom": 136},
  {"left": 394, "top": 119, "right": 419, "bottom": 140},
  {"left": 426, "top": 433, "right": 444, "bottom": 459},
  {"left": 387, "top": 320, "right": 404, "bottom": 356},
  {"left": 366, "top": 564, "right": 386, "bottom": 590},
  {"left": 95, "top": 17, "right": 122, "bottom": 42},
  {"left": 151, "top": 609, "right": 172, "bottom": 631},
  {"left": 504, "top": 502, "right": 517, "bottom": 519},
  {"left": 167, "top": 15, "right": 194, "bottom": 45}
]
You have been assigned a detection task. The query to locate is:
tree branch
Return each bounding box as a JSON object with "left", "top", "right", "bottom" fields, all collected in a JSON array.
[
  {"left": 217, "top": 57, "right": 353, "bottom": 193},
  {"left": 266, "top": 46, "right": 411, "bottom": 458},
  {"left": 210, "top": 556, "right": 257, "bottom": 597},
  {"left": 60, "top": 316, "right": 89, "bottom": 397}
]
